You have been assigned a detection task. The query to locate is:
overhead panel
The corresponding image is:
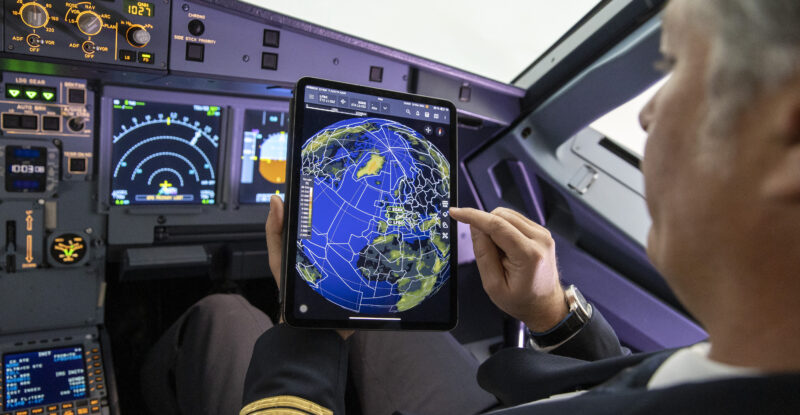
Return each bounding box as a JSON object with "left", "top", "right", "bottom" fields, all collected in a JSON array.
[{"left": 169, "top": 1, "right": 409, "bottom": 91}]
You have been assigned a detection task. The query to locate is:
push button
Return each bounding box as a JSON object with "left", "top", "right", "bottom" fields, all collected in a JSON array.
[
  {"left": 2, "top": 113, "right": 22, "bottom": 129},
  {"left": 46, "top": 406, "right": 57, "bottom": 412},
  {"left": 31, "top": 409, "right": 43, "bottom": 414},
  {"left": 119, "top": 49, "right": 136, "bottom": 62},
  {"left": 369, "top": 66, "right": 383, "bottom": 82},
  {"left": 20, "top": 115, "right": 38, "bottom": 130},
  {"left": 68, "top": 89, "right": 85, "bottom": 104},
  {"left": 61, "top": 403, "right": 73, "bottom": 410},
  {"left": 185, "top": 42, "right": 204, "bottom": 62},
  {"left": 188, "top": 19, "right": 204, "bottom": 36},
  {"left": 263, "top": 29, "right": 279, "bottom": 47},
  {"left": 77, "top": 408, "right": 88, "bottom": 415},
  {"left": 90, "top": 407, "right": 100, "bottom": 413},
  {"left": 63, "top": 410, "right": 74, "bottom": 415},
  {"left": 261, "top": 52, "right": 278, "bottom": 70},
  {"left": 42, "top": 116, "right": 60, "bottom": 131},
  {"left": 137, "top": 52, "right": 154, "bottom": 64}
]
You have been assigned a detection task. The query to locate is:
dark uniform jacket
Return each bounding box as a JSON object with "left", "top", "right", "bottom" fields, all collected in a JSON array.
[{"left": 239, "top": 311, "right": 800, "bottom": 415}]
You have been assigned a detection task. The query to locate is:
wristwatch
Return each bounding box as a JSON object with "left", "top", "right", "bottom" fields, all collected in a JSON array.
[{"left": 529, "top": 285, "right": 593, "bottom": 351}]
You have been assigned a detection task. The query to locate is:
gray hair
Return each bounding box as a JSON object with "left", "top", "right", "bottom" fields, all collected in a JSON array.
[{"left": 697, "top": 0, "right": 800, "bottom": 134}]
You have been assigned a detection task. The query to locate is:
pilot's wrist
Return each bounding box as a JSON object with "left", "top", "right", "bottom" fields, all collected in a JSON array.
[{"left": 523, "top": 285, "right": 569, "bottom": 332}]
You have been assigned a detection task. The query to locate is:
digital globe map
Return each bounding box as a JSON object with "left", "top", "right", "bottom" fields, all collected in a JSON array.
[{"left": 298, "top": 117, "right": 450, "bottom": 314}]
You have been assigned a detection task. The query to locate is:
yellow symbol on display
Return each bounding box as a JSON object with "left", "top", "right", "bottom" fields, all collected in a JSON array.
[
  {"left": 52, "top": 235, "right": 86, "bottom": 264},
  {"left": 157, "top": 180, "right": 178, "bottom": 196}
]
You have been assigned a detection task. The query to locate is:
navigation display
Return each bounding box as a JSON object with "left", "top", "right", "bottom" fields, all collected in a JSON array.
[
  {"left": 110, "top": 99, "right": 222, "bottom": 205},
  {"left": 284, "top": 78, "right": 457, "bottom": 330},
  {"left": 3, "top": 346, "right": 87, "bottom": 411},
  {"left": 238, "top": 109, "right": 289, "bottom": 204}
]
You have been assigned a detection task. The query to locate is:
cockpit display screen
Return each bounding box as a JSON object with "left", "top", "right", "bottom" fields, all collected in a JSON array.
[
  {"left": 110, "top": 99, "right": 222, "bottom": 205},
  {"left": 238, "top": 109, "right": 289, "bottom": 204},
  {"left": 3, "top": 346, "right": 87, "bottom": 411}
]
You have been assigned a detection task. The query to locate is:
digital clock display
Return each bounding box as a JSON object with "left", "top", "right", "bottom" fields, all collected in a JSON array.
[
  {"left": 5, "top": 145, "right": 48, "bottom": 193},
  {"left": 124, "top": 0, "right": 154, "bottom": 17}
]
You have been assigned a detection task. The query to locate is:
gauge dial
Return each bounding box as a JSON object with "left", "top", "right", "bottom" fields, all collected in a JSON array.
[{"left": 110, "top": 99, "right": 222, "bottom": 205}]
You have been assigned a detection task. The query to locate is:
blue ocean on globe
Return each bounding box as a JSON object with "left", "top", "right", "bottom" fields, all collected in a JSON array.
[{"left": 297, "top": 117, "right": 451, "bottom": 314}]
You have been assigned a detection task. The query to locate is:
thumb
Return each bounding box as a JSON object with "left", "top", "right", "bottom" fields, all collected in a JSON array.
[{"left": 266, "top": 195, "right": 285, "bottom": 286}]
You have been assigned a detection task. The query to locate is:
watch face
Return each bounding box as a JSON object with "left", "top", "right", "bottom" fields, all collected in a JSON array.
[{"left": 567, "top": 285, "right": 592, "bottom": 320}]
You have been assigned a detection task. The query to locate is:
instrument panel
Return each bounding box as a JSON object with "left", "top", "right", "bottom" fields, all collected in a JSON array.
[
  {"left": 0, "top": 1, "right": 419, "bottom": 412},
  {"left": 99, "top": 87, "right": 290, "bottom": 246},
  {"left": 4, "top": 0, "right": 170, "bottom": 68}
]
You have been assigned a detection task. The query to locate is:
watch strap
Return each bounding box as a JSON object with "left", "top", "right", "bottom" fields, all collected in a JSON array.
[{"left": 529, "top": 286, "right": 592, "bottom": 350}]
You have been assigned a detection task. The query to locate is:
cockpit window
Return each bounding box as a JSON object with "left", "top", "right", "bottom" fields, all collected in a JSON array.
[
  {"left": 589, "top": 76, "right": 668, "bottom": 158},
  {"left": 241, "top": 0, "right": 603, "bottom": 83}
]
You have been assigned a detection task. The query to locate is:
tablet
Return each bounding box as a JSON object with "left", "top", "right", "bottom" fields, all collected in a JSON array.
[{"left": 281, "top": 77, "right": 457, "bottom": 330}]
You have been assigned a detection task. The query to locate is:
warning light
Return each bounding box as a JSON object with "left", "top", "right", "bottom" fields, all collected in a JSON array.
[
  {"left": 25, "top": 89, "right": 39, "bottom": 100},
  {"left": 41, "top": 88, "right": 57, "bottom": 101},
  {"left": 6, "top": 88, "right": 21, "bottom": 98}
]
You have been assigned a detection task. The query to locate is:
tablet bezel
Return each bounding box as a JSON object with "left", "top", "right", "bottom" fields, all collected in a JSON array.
[{"left": 281, "top": 77, "right": 458, "bottom": 330}]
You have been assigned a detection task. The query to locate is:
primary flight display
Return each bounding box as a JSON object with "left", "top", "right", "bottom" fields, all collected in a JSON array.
[
  {"left": 109, "top": 99, "right": 222, "bottom": 205},
  {"left": 238, "top": 109, "right": 289, "bottom": 204}
]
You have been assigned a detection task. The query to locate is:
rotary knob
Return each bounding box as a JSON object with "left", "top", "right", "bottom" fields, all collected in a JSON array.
[
  {"left": 76, "top": 10, "right": 103, "bottom": 36},
  {"left": 126, "top": 26, "right": 151, "bottom": 47},
  {"left": 20, "top": 2, "right": 49, "bottom": 28}
]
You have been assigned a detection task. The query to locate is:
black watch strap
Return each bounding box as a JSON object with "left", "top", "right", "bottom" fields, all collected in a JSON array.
[{"left": 529, "top": 285, "right": 592, "bottom": 349}]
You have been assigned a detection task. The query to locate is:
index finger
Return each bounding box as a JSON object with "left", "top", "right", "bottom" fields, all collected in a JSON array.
[
  {"left": 449, "top": 207, "right": 531, "bottom": 260},
  {"left": 266, "top": 195, "right": 285, "bottom": 286}
]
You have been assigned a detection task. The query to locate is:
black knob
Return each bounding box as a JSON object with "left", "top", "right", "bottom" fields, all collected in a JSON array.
[
  {"left": 68, "top": 117, "right": 85, "bottom": 132},
  {"left": 188, "top": 19, "right": 205, "bottom": 36}
]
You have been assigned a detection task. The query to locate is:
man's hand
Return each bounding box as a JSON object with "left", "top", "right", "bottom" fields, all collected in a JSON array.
[
  {"left": 449, "top": 207, "right": 568, "bottom": 332},
  {"left": 266, "top": 195, "right": 354, "bottom": 339}
]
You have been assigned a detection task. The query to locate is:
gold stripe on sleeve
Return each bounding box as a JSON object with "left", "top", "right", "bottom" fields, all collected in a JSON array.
[
  {"left": 246, "top": 409, "right": 308, "bottom": 415},
  {"left": 240, "top": 395, "right": 334, "bottom": 415}
]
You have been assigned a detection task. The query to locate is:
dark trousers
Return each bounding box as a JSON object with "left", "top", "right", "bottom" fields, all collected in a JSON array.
[{"left": 141, "top": 294, "right": 497, "bottom": 415}]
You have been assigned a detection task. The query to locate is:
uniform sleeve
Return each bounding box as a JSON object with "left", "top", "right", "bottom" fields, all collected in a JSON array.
[
  {"left": 477, "top": 308, "right": 633, "bottom": 406},
  {"left": 549, "top": 307, "right": 630, "bottom": 361},
  {"left": 240, "top": 324, "right": 348, "bottom": 415}
]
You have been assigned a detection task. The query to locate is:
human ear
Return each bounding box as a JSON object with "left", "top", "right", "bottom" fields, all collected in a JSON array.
[{"left": 762, "top": 88, "right": 800, "bottom": 201}]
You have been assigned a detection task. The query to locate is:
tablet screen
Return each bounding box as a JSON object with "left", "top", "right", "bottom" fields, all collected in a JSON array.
[{"left": 284, "top": 78, "right": 457, "bottom": 330}]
